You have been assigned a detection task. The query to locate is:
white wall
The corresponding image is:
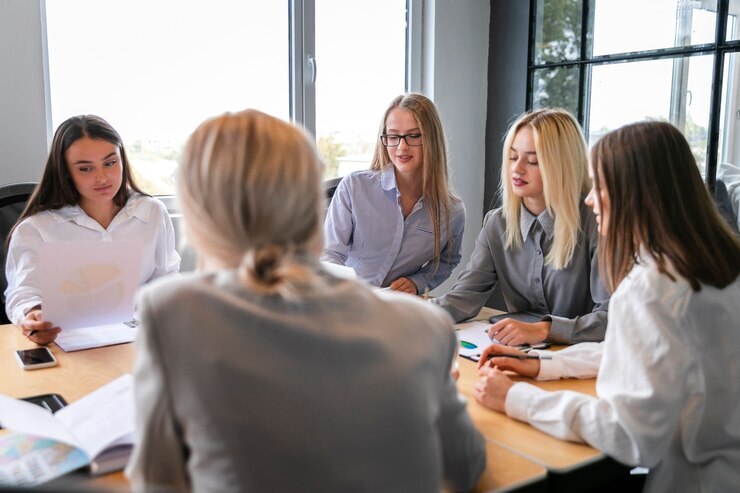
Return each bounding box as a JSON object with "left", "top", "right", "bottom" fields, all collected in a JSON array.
[
  {"left": 423, "top": 0, "right": 490, "bottom": 295},
  {"left": 0, "top": 0, "right": 49, "bottom": 184}
]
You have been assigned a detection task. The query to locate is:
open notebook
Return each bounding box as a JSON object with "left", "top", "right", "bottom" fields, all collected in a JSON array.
[
  {"left": 0, "top": 375, "right": 134, "bottom": 486},
  {"left": 39, "top": 241, "right": 143, "bottom": 351}
]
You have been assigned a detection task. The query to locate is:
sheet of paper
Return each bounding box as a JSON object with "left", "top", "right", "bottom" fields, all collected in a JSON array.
[
  {"left": 39, "top": 241, "right": 143, "bottom": 330},
  {"left": 0, "top": 396, "right": 76, "bottom": 447},
  {"left": 54, "top": 323, "right": 137, "bottom": 352},
  {"left": 320, "top": 261, "right": 357, "bottom": 280},
  {"left": 454, "top": 321, "right": 501, "bottom": 361},
  {"left": 55, "top": 374, "right": 135, "bottom": 461}
]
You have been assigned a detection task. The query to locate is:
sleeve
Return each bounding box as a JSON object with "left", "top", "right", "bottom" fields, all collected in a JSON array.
[
  {"left": 126, "top": 289, "right": 190, "bottom": 492},
  {"left": 547, "top": 218, "right": 610, "bottom": 343},
  {"left": 4, "top": 220, "right": 44, "bottom": 325},
  {"left": 533, "top": 342, "right": 603, "bottom": 380},
  {"left": 407, "top": 199, "right": 465, "bottom": 292},
  {"left": 432, "top": 211, "right": 499, "bottom": 322},
  {"left": 148, "top": 200, "right": 181, "bottom": 281},
  {"left": 436, "top": 328, "right": 487, "bottom": 491},
  {"left": 506, "top": 279, "right": 692, "bottom": 468},
  {"left": 320, "top": 176, "right": 354, "bottom": 266}
]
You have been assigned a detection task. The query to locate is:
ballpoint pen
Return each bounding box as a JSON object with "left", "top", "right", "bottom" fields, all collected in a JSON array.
[
  {"left": 486, "top": 353, "right": 552, "bottom": 360},
  {"left": 26, "top": 330, "right": 38, "bottom": 339}
]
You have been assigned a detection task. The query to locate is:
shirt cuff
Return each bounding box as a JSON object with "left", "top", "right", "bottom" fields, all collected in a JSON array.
[
  {"left": 544, "top": 314, "right": 574, "bottom": 343},
  {"left": 505, "top": 381, "right": 546, "bottom": 422},
  {"left": 530, "top": 350, "right": 563, "bottom": 380}
]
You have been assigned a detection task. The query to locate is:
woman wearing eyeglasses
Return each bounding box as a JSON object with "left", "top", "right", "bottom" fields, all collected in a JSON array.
[{"left": 322, "top": 93, "right": 464, "bottom": 294}]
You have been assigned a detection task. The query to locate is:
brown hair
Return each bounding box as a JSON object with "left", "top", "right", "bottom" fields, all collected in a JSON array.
[
  {"left": 591, "top": 121, "right": 740, "bottom": 292},
  {"left": 370, "top": 93, "right": 460, "bottom": 273},
  {"left": 7, "top": 115, "right": 144, "bottom": 248}
]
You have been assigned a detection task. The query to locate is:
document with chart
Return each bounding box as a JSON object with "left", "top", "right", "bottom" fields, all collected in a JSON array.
[{"left": 39, "top": 241, "right": 143, "bottom": 351}]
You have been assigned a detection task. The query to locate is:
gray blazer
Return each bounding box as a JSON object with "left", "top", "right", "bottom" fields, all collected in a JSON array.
[{"left": 126, "top": 268, "right": 486, "bottom": 493}]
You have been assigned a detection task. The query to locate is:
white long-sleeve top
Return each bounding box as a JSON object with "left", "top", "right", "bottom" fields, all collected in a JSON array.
[
  {"left": 505, "top": 251, "right": 740, "bottom": 493},
  {"left": 4, "top": 194, "right": 181, "bottom": 325}
]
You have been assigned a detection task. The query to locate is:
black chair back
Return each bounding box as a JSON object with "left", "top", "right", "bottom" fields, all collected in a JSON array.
[{"left": 0, "top": 182, "right": 37, "bottom": 324}]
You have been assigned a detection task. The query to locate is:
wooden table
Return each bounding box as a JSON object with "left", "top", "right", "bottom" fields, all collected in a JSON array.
[{"left": 462, "top": 309, "right": 630, "bottom": 492}]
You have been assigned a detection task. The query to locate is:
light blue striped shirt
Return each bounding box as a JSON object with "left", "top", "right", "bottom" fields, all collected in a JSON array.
[{"left": 321, "top": 167, "right": 465, "bottom": 292}]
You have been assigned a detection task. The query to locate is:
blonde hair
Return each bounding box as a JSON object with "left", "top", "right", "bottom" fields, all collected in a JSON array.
[
  {"left": 370, "top": 93, "right": 459, "bottom": 272},
  {"left": 500, "top": 109, "right": 589, "bottom": 270},
  {"left": 178, "top": 109, "right": 325, "bottom": 298}
]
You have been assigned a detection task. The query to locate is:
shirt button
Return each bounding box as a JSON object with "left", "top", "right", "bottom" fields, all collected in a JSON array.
[
  {"left": 535, "top": 278, "right": 540, "bottom": 284},
  {"left": 536, "top": 250, "right": 542, "bottom": 255}
]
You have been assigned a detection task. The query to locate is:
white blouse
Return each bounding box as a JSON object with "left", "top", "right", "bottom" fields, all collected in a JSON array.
[
  {"left": 5, "top": 194, "right": 181, "bottom": 325},
  {"left": 506, "top": 252, "right": 740, "bottom": 493}
]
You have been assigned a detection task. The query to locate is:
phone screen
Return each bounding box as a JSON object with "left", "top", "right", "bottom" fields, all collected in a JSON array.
[{"left": 16, "top": 348, "right": 56, "bottom": 365}]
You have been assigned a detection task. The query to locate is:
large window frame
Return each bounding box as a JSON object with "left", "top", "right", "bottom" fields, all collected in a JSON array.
[{"left": 526, "top": 0, "right": 740, "bottom": 190}]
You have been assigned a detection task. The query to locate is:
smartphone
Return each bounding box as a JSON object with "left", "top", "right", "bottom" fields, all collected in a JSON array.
[{"left": 15, "top": 347, "right": 58, "bottom": 370}]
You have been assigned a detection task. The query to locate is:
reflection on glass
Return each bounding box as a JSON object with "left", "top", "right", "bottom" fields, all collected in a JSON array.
[
  {"left": 533, "top": 0, "right": 582, "bottom": 64},
  {"left": 46, "top": 0, "right": 289, "bottom": 196},
  {"left": 315, "top": 0, "right": 406, "bottom": 180},
  {"left": 728, "top": 0, "right": 740, "bottom": 41},
  {"left": 591, "top": 0, "right": 716, "bottom": 56},
  {"left": 532, "top": 66, "right": 580, "bottom": 117},
  {"left": 718, "top": 52, "right": 739, "bottom": 227},
  {"left": 588, "top": 56, "right": 712, "bottom": 172}
]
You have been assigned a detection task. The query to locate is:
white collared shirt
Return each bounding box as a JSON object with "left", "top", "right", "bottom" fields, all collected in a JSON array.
[
  {"left": 505, "top": 252, "right": 740, "bottom": 492},
  {"left": 5, "top": 193, "right": 181, "bottom": 325}
]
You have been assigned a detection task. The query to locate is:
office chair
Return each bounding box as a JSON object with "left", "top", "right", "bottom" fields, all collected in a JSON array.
[
  {"left": 324, "top": 176, "right": 343, "bottom": 202},
  {"left": 714, "top": 179, "right": 739, "bottom": 234},
  {"left": 0, "top": 182, "right": 37, "bottom": 325}
]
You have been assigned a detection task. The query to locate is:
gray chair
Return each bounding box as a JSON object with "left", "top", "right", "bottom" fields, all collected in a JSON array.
[
  {"left": 714, "top": 179, "right": 739, "bottom": 234},
  {"left": 0, "top": 182, "right": 37, "bottom": 325}
]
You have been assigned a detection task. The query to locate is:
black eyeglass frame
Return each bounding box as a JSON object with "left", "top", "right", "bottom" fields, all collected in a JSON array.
[{"left": 379, "top": 133, "right": 423, "bottom": 147}]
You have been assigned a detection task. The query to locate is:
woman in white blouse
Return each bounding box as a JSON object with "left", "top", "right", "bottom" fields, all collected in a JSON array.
[
  {"left": 5, "top": 114, "right": 180, "bottom": 345},
  {"left": 474, "top": 121, "right": 740, "bottom": 493}
]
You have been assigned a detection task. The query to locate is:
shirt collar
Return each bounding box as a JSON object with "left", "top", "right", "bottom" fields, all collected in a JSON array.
[
  {"left": 50, "top": 193, "right": 151, "bottom": 224},
  {"left": 380, "top": 166, "right": 398, "bottom": 192},
  {"left": 520, "top": 205, "right": 554, "bottom": 241}
]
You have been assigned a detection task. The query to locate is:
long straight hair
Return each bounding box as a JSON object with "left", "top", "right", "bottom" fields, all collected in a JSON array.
[
  {"left": 500, "top": 109, "right": 590, "bottom": 269},
  {"left": 370, "top": 93, "right": 460, "bottom": 273},
  {"left": 591, "top": 121, "right": 740, "bottom": 292},
  {"left": 8, "top": 115, "right": 144, "bottom": 245},
  {"left": 179, "top": 109, "right": 325, "bottom": 298}
]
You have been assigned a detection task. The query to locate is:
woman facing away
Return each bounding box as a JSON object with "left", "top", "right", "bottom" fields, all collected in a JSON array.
[
  {"left": 322, "top": 93, "right": 465, "bottom": 295},
  {"left": 433, "top": 108, "right": 609, "bottom": 345},
  {"left": 4, "top": 115, "right": 180, "bottom": 345},
  {"left": 126, "top": 109, "right": 486, "bottom": 493},
  {"left": 474, "top": 121, "right": 740, "bottom": 493}
]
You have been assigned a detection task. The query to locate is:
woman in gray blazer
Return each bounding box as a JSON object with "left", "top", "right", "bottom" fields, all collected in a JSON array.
[{"left": 126, "top": 109, "right": 486, "bottom": 493}]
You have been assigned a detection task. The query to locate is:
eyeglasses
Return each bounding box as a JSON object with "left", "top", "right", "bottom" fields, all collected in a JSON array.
[{"left": 380, "top": 133, "right": 423, "bottom": 147}]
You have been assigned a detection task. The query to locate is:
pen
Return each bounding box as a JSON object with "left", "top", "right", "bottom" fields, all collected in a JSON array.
[
  {"left": 26, "top": 330, "right": 38, "bottom": 339},
  {"left": 486, "top": 354, "right": 552, "bottom": 360}
]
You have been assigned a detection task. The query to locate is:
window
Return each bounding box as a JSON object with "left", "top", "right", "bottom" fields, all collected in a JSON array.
[
  {"left": 45, "top": 1, "right": 410, "bottom": 194},
  {"left": 529, "top": 0, "right": 740, "bottom": 188}
]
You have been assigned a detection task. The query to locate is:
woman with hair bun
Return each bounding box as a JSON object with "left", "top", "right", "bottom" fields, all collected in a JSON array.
[{"left": 127, "top": 109, "right": 485, "bottom": 493}]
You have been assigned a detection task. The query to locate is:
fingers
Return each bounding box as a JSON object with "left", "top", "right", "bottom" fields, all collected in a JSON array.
[
  {"left": 489, "top": 320, "right": 549, "bottom": 346},
  {"left": 389, "top": 278, "right": 417, "bottom": 294},
  {"left": 477, "top": 343, "right": 524, "bottom": 368},
  {"left": 26, "top": 328, "right": 61, "bottom": 346},
  {"left": 472, "top": 367, "right": 512, "bottom": 412},
  {"left": 21, "top": 310, "right": 61, "bottom": 346}
]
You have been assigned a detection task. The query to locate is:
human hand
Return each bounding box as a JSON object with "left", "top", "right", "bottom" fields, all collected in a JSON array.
[
  {"left": 488, "top": 319, "right": 550, "bottom": 346},
  {"left": 477, "top": 344, "right": 540, "bottom": 377},
  {"left": 21, "top": 308, "right": 61, "bottom": 346},
  {"left": 389, "top": 277, "right": 418, "bottom": 294},
  {"left": 473, "top": 367, "right": 514, "bottom": 413}
]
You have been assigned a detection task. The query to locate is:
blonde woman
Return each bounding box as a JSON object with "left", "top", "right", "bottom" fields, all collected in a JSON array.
[
  {"left": 127, "top": 109, "right": 486, "bottom": 493},
  {"left": 433, "top": 109, "right": 609, "bottom": 345},
  {"left": 322, "top": 93, "right": 465, "bottom": 294}
]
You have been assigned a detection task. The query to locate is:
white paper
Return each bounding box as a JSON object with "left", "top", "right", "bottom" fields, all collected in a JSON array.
[
  {"left": 454, "top": 321, "right": 501, "bottom": 361},
  {"left": 320, "top": 261, "right": 357, "bottom": 280},
  {"left": 0, "top": 396, "right": 77, "bottom": 447},
  {"left": 39, "top": 241, "right": 143, "bottom": 330},
  {"left": 55, "top": 374, "right": 135, "bottom": 460},
  {"left": 54, "top": 322, "right": 137, "bottom": 352}
]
